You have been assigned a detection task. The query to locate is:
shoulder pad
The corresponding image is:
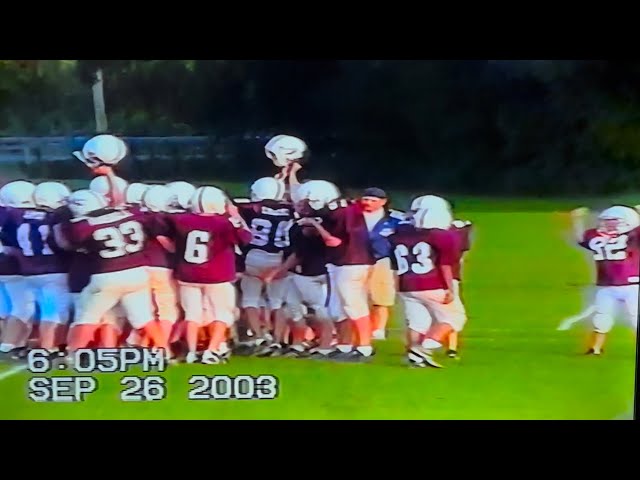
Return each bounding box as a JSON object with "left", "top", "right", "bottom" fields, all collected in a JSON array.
[
  {"left": 389, "top": 209, "right": 407, "bottom": 220},
  {"left": 328, "top": 199, "right": 349, "bottom": 211},
  {"left": 452, "top": 219, "right": 471, "bottom": 228}
]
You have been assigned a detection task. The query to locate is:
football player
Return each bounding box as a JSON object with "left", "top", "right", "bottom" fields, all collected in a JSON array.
[
  {"left": 137, "top": 185, "right": 181, "bottom": 346},
  {"left": 410, "top": 195, "right": 473, "bottom": 358},
  {"left": 236, "top": 177, "right": 295, "bottom": 356},
  {"left": 0, "top": 181, "right": 35, "bottom": 353},
  {"left": 59, "top": 189, "right": 167, "bottom": 355},
  {"left": 151, "top": 186, "right": 252, "bottom": 364},
  {"left": 571, "top": 205, "right": 639, "bottom": 354},
  {"left": 389, "top": 205, "right": 467, "bottom": 368},
  {"left": 261, "top": 187, "right": 332, "bottom": 357},
  {"left": 0, "top": 181, "right": 71, "bottom": 355},
  {"left": 296, "top": 180, "right": 376, "bottom": 362}
]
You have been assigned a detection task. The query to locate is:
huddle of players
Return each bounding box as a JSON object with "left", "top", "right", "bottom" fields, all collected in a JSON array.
[
  {"left": 2, "top": 140, "right": 636, "bottom": 369},
  {"left": 0, "top": 170, "right": 474, "bottom": 368}
]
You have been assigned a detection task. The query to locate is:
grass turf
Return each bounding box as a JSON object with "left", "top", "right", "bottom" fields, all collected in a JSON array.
[{"left": 0, "top": 195, "right": 636, "bottom": 419}]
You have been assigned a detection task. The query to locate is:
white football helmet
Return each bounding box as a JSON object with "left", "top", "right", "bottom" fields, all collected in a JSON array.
[
  {"left": 67, "top": 190, "right": 109, "bottom": 217},
  {"left": 410, "top": 195, "right": 452, "bottom": 214},
  {"left": 250, "top": 177, "right": 286, "bottom": 202},
  {"left": 33, "top": 182, "right": 71, "bottom": 210},
  {"left": 265, "top": 135, "right": 308, "bottom": 167},
  {"left": 413, "top": 206, "right": 453, "bottom": 230},
  {"left": 166, "top": 181, "right": 196, "bottom": 210},
  {"left": 297, "top": 180, "right": 341, "bottom": 211},
  {"left": 0, "top": 181, "right": 36, "bottom": 208},
  {"left": 142, "top": 185, "right": 172, "bottom": 213},
  {"left": 89, "top": 175, "right": 129, "bottom": 197},
  {"left": 598, "top": 206, "right": 640, "bottom": 235},
  {"left": 73, "top": 134, "right": 128, "bottom": 168},
  {"left": 190, "top": 186, "right": 228, "bottom": 214},
  {"left": 125, "top": 183, "right": 149, "bottom": 205}
]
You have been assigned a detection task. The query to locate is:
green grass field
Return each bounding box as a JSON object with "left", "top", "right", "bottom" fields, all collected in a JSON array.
[{"left": 0, "top": 179, "right": 636, "bottom": 419}]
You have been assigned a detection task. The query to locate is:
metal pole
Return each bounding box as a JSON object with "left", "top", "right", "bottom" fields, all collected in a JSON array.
[{"left": 92, "top": 68, "right": 108, "bottom": 133}]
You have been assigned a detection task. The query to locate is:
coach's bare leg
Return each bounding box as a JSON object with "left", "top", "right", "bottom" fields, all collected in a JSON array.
[{"left": 371, "top": 305, "right": 388, "bottom": 337}]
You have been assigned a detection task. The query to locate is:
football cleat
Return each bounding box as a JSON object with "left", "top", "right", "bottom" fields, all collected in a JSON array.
[
  {"left": 10, "top": 347, "right": 29, "bottom": 361},
  {"left": 334, "top": 349, "right": 374, "bottom": 363},
  {"left": 585, "top": 348, "right": 603, "bottom": 356},
  {"left": 408, "top": 347, "right": 443, "bottom": 368},
  {"left": 256, "top": 343, "right": 283, "bottom": 358},
  {"left": 201, "top": 350, "right": 226, "bottom": 365},
  {"left": 446, "top": 349, "right": 459, "bottom": 359},
  {"left": 185, "top": 352, "right": 199, "bottom": 364},
  {"left": 280, "top": 346, "right": 309, "bottom": 358}
]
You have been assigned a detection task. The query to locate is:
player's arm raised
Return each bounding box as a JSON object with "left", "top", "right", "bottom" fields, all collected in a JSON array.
[
  {"left": 571, "top": 207, "right": 590, "bottom": 243},
  {"left": 226, "top": 202, "right": 252, "bottom": 244}
]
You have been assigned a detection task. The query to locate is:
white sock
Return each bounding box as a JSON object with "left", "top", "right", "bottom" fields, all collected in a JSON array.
[
  {"left": 356, "top": 346, "right": 373, "bottom": 356},
  {"left": 422, "top": 338, "right": 442, "bottom": 350},
  {"left": 337, "top": 344, "right": 353, "bottom": 353},
  {"left": 0, "top": 343, "right": 15, "bottom": 353},
  {"left": 219, "top": 342, "right": 229, "bottom": 354}
]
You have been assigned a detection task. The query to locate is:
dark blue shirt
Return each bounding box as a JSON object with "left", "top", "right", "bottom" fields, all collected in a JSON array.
[{"left": 368, "top": 209, "right": 406, "bottom": 261}]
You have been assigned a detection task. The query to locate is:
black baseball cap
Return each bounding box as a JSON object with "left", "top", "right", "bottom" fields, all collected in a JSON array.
[{"left": 362, "top": 187, "right": 387, "bottom": 199}]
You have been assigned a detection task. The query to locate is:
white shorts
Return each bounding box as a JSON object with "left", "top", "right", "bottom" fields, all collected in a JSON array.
[
  {"left": 147, "top": 267, "right": 180, "bottom": 323},
  {"left": 75, "top": 267, "right": 153, "bottom": 329},
  {"left": 326, "top": 264, "right": 372, "bottom": 322},
  {"left": 0, "top": 275, "right": 19, "bottom": 319},
  {"left": 399, "top": 288, "right": 467, "bottom": 334},
  {"left": 593, "top": 285, "right": 639, "bottom": 333},
  {"left": 2, "top": 275, "right": 33, "bottom": 322},
  {"left": 241, "top": 249, "right": 288, "bottom": 309},
  {"left": 71, "top": 293, "right": 125, "bottom": 331},
  {"left": 22, "top": 273, "right": 70, "bottom": 325},
  {"left": 286, "top": 274, "right": 330, "bottom": 322},
  {"left": 179, "top": 281, "right": 236, "bottom": 326}
]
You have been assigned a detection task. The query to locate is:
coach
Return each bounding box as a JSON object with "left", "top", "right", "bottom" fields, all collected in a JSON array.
[{"left": 359, "top": 188, "right": 403, "bottom": 340}]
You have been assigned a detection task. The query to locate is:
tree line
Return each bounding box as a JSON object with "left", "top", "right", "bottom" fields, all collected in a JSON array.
[{"left": 1, "top": 60, "right": 639, "bottom": 194}]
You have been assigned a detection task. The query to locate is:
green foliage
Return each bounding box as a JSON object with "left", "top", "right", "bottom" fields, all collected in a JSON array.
[{"left": 1, "top": 60, "right": 640, "bottom": 194}]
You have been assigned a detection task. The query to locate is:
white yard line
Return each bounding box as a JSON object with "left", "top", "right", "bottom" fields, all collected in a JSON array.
[{"left": 0, "top": 364, "right": 28, "bottom": 382}]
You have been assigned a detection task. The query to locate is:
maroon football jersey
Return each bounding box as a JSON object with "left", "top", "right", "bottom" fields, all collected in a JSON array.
[
  {"left": 290, "top": 224, "right": 327, "bottom": 276},
  {"left": 140, "top": 211, "right": 174, "bottom": 269},
  {"left": 0, "top": 207, "right": 19, "bottom": 276},
  {"left": 451, "top": 220, "right": 473, "bottom": 281},
  {"left": 237, "top": 200, "right": 295, "bottom": 255},
  {"left": 64, "top": 207, "right": 157, "bottom": 275},
  {"left": 2, "top": 208, "right": 68, "bottom": 276},
  {"left": 153, "top": 213, "right": 252, "bottom": 284},
  {"left": 319, "top": 200, "right": 375, "bottom": 267},
  {"left": 580, "top": 228, "right": 640, "bottom": 286},
  {"left": 67, "top": 251, "right": 94, "bottom": 293},
  {"left": 389, "top": 225, "right": 462, "bottom": 292}
]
